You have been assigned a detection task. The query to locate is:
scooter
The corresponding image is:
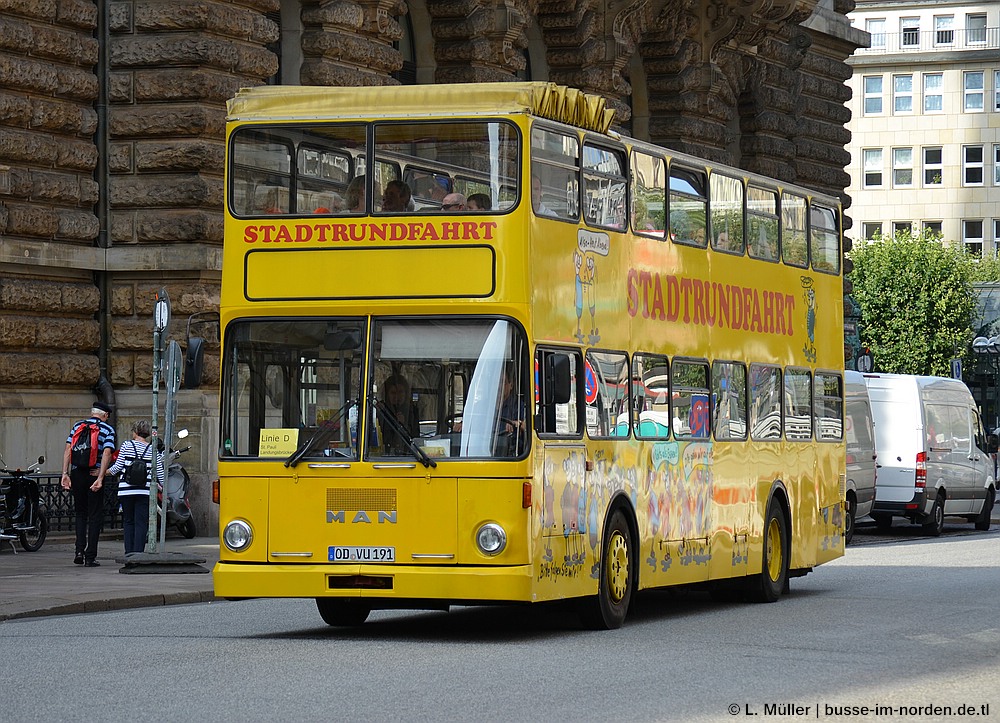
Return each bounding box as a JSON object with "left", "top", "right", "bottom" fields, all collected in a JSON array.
[
  {"left": 0, "top": 453, "right": 47, "bottom": 552},
  {"left": 156, "top": 429, "right": 197, "bottom": 539}
]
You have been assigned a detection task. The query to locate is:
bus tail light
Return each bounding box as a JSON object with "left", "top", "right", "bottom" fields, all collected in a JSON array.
[
  {"left": 522, "top": 481, "right": 531, "bottom": 508},
  {"left": 212, "top": 478, "right": 220, "bottom": 504},
  {"left": 915, "top": 452, "right": 927, "bottom": 489}
]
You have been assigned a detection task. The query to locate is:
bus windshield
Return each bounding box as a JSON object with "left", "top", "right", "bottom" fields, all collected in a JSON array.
[{"left": 221, "top": 317, "right": 528, "bottom": 462}]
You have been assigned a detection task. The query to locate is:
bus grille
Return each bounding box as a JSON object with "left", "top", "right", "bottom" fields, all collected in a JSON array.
[{"left": 326, "top": 488, "right": 397, "bottom": 511}]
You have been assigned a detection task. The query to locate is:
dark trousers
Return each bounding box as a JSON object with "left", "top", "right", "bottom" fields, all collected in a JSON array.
[
  {"left": 120, "top": 495, "right": 150, "bottom": 554},
  {"left": 70, "top": 469, "right": 104, "bottom": 561}
]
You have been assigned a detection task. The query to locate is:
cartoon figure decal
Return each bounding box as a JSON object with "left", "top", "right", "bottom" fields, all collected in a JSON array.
[
  {"left": 801, "top": 275, "right": 817, "bottom": 363},
  {"left": 573, "top": 230, "right": 609, "bottom": 345}
]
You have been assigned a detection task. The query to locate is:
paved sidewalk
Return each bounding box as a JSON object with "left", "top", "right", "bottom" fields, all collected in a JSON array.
[{"left": 0, "top": 533, "right": 219, "bottom": 622}]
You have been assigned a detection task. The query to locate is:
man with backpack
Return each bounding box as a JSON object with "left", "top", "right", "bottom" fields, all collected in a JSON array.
[{"left": 60, "top": 401, "right": 116, "bottom": 567}]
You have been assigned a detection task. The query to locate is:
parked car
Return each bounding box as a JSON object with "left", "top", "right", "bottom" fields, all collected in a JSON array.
[
  {"left": 862, "top": 373, "right": 995, "bottom": 535},
  {"left": 844, "top": 370, "right": 877, "bottom": 544}
]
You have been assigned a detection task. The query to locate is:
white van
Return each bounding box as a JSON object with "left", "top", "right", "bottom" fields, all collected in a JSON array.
[
  {"left": 844, "top": 371, "right": 877, "bottom": 543},
  {"left": 862, "top": 373, "right": 995, "bottom": 535}
]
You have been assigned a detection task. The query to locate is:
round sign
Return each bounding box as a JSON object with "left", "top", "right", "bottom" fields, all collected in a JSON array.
[
  {"left": 856, "top": 351, "right": 874, "bottom": 373},
  {"left": 153, "top": 289, "right": 171, "bottom": 333},
  {"left": 584, "top": 361, "right": 598, "bottom": 404}
]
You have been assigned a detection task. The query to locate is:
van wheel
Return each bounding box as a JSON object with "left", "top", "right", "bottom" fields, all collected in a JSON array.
[
  {"left": 922, "top": 495, "right": 945, "bottom": 537},
  {"left": 844, "top": 493, "right": 857, "bottom": 545},
  {"left": 316, "top": 598, "right": 370, "bottom": 626},
  {"left": 746, "top": 498, "right": 788, "bottom": 603},
  {"left": 974, "top": 488, "right": 994, "bottom": 531}
]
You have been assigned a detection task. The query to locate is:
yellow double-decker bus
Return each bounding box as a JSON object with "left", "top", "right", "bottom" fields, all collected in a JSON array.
[{"left": 213, "top": 82, "right": 845, "bottom": 629}]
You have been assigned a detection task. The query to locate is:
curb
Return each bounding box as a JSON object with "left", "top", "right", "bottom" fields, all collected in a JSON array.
[{"left": 0, "top": 590, "right": 218, "bottom": 622}]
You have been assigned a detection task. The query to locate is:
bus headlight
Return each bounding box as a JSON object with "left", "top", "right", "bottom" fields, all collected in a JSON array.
[
  {"left": 223, "top": 519, "right": 253, "bottom": 552},
  {"left": 476, "top": 523, "right": 507, "bottom": 556}
]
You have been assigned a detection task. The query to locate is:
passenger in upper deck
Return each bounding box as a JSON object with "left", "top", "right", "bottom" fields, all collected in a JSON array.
[
  {"left": 346, "top": 176, "right": 365, "bottom": 213},
  {"left": 381, "top": 180, "right": 412, "bottom": 212},
  {"left": 441, "top": 193, "right": 466, "bottom": 211},
  {"left": 467, "top": 193, "right": 492, "bottom": 211}
]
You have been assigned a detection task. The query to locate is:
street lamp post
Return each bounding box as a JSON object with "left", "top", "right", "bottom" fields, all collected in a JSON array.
[{"left": 972, "top": 335, "right": 1000, "bottom": 432}]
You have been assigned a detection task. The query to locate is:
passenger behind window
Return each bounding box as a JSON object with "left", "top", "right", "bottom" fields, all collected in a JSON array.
[
  {"left": 441, "top": 193, "right": 466, "bottom": 211},
  {"left": 346, "top": 176, "right": 365, "bottom": 214},
  {"left": 381, "top": 180, "right": 411, "bottom": 212},
  {"left": 531, "top": 175, "right": 553, "bottom": 216},
  {"left": 467, "top": 193, "right": 492, "bottom": 211}
]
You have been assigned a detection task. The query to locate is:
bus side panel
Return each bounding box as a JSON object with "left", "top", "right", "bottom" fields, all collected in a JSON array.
[
  {"left": 216, "top": 474, "right": 269, "bottom": 563},
  {"left": 707, "top": 442, "right": 751, "bottom": 581}
]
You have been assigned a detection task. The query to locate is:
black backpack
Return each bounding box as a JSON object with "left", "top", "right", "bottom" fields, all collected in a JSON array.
[{"left": 123, "top": 443, "right": 151, "bottom": 488}]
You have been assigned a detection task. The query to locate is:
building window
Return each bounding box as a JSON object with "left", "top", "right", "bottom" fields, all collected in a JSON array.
[
  {"left": 967, "top": 13, "right": 987, "bottom": 44},
  {"left": 934, "top": 15, "right": 953, "bottom": 45},
  {"left": 923, "top": 221, "right": 942, "bottom": 238},
  {"left": 892, "top": 147, "right": 913, "bottom": 187},
  {"left": 863, "top": 75, "right": 883, "bottom": 114},
  {"left": 901, "top": 17, "right": 920, "bottom": 47},
  {"left": 994, "top": 220, "right": 1000, "bottom": 257},
  {"left": 893, "top": 74, "right": 913, "bottom": 113},
  {"left": 863, "top": 222, "right": 882, "bottom": 240},
  {"left": 923, "top": 73, "right": 943, "bottom": 112},
  {"left": 893, "top": 221, "right": 912, "bottom": 235},
  {"left": 964, "top": 220, "right": 984, "bottom": 257},
  {"left": 866, "top": 18, "right": 885, "bottom": 48},
  {"left": 995, "top": 144, "right": 1000, "bottom": 185},
  {"left": 923, "top": 147, "right": 943, "bottom": 186},
  {"left": 964, "top": 145, "right": 985, "bottom": 185},
  {"left": 995, "top": 71, "right": 1000, "bottom": 111},
  {"left": 863, "top": 148, "right": 883, "bottom": 188},
  {"left": 965, "top": 71, "right": 984, "bottom": 112}
]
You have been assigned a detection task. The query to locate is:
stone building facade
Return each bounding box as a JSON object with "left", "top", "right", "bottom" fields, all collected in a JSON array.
[{"left": 0, "top": 0, "right": 865, "bottom": 533}]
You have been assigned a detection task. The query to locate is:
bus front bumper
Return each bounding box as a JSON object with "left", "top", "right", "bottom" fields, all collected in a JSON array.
[{"left": 213, "top": 561, "right": 537, "bottom": 604}]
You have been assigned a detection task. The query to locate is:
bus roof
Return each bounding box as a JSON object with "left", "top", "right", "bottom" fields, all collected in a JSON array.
[{"left": 227, "top": 82, "right": 616, "bottom": 134}]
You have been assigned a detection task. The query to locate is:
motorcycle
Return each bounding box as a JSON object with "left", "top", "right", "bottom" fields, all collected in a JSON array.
[
  {"left": 156, "top": 429, "right": 197, "bottom": 539},
  {"left": 0, "top": 453, "right": 48, "bottom": 552}
]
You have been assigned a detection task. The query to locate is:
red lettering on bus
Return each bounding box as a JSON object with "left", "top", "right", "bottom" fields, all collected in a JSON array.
[
  {"left": 294, "top": 225, "right": 312, "bottom": 243},
  {"left": 244, "top": 226, "right": 259, "bottom": 243},
  {"left": 462, "top": 221, "right": 480, "bottom": 239},
  {"left": 775, "top": 293, "right": 785, "bottom": 335},
  {"left": 626, "top": 269, "right": 639, "bottom": 317},
  {"left": 638, "top": 271, "right": 652, "bottom": 319},
  {"left": 704, "top": 280, "right": 716, "bottom": 326},
  {"left": 762, "top": 290, "right": 774, "bottom": 333},
  {"left": 651, "top": 274, "right": 665, "bottom": 320},
  {"left": 666, "top": 275, "right": 679, "bottom": 322},
  {"left": 692, "top": 278, "right": 705, "bottom": 325},
  {"left": 750, "top": 288, "right": 762, "bottom": 332},
  {"left": 680, "top": 277, "right": 693, "bottom": 323}
]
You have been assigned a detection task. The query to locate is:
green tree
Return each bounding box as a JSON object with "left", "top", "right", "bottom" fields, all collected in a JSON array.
[{"left": 849, "top": 229, "right": 975, "bottom": 375}]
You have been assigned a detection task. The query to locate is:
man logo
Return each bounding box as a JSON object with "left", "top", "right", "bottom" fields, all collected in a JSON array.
[{"left": 327, "top": 510, "right": 397, "bottom": 524}]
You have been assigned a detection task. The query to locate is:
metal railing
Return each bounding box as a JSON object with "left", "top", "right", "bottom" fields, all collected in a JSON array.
[
  {"left": 2, "top": 473, "right": 122, "bottom": 533},
  {"left": 856, "top": 27, "right": 1000, "bottom": 55}
]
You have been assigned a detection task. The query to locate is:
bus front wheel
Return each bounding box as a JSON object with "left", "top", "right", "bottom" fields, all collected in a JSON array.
[
  {"left": 747, "top": 498, "right": 788, "bottom": 603},
  {"left": 579, "top": 508, "right": 634, "bottom": 630},
  {"left": 316, "top": 598, "right": 371, "bottom": 626}
]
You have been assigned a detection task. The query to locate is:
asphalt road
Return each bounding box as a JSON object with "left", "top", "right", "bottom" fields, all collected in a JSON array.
[{"left": 3, "top": 524, "right": 997, "bottom": 722}]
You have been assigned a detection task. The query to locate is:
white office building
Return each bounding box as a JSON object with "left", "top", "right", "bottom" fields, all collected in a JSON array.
[{"left": 846, "top": 2, "right": 1000, "bottom": 255}]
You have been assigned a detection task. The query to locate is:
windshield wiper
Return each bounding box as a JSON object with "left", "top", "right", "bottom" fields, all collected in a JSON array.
[
  {"left": 372, "top": 398, "right": 437, "bottom": 468},
  {"left": 285, "top": 399, "right": 356, "bottom": 468}
]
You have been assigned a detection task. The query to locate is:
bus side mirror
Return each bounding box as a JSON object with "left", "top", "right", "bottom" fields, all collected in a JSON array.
[
  {"left": 544, "top": 353, "right": 571, "bottom": 405},
  {"left": 184, "top": 337, "right": 206, "bottom": 389}
]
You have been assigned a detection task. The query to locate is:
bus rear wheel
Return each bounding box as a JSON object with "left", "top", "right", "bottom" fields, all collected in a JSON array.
[
  {"left": 579, "top": 509, "right": 634, "bottom": 630},
  {"left": 747, "top": 498, "right": 788, "bottom": 603},
  {"left": 316, "top": 598, "right": 371, "bottom": 626}
]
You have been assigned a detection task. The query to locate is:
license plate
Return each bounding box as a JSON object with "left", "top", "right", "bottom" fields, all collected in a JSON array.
[{"left": 328, "top": 546, "right": 395, "bottom": 562}]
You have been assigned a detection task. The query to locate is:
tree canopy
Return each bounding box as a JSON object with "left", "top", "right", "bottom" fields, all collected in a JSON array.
[{"left": 849, "top": 229, "right": 975, "bottom": 375}]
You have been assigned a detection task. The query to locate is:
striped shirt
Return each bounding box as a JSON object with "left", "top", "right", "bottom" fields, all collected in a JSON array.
[{"left": 107, "top": 439, "right": 166, "bottom": 497}]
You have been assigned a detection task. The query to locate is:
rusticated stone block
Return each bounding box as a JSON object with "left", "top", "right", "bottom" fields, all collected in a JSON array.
[
  {"left": 110, "top": 351, "right": 135, "bottom": 387},
  {"left": 300, "top": 61, "right": 398, "bottom": 88},
  {"left": 108, "top": 71, "right": 133, "bottom": 103},
  {"left": 301, "top": 1, "right": 364, "bottom": 30},
  {"left": 56, "top": 208, "right": 100, "bottom": 240},
  {"left": 136, "top": 209, "right": 224, "bottom": 242},
  {"left": 133, "top": 68, "right": 252, "bottom": 103},
  {"left": 0, "top": 92, "right": 30, "bottom": 124},
  {"left": 0, "top": 127, "right": 58, "bottom": 165},
  {"left": 111, "top": 104, "right": 224, "bottom": 138},
  {"left": 29, "top": 97, "right": 98, "bottom": 135},
  {"left": 0, "top": 278, "right": 61, "bottom": 311},
  {"left": 30, "top": 169, "right": 87, "bottom": 204},
  {"left": 108, "top": 142, "right": 133, "bottom": 172},
  {"left": 111, "top": 174, "right": 223, "bottom": 208},
  {"left": 35, "top": 317, "right": 100, "bottom": 349},
  {"left": 0, "top": 315, "right": 36, "bottom": 346},
  {"left": 0, "top": 352, "right": 99, "bottom": 386},
  {"left": 135, "top": 139, "right": 225, "bottom": 172},
  {"left": 112, "top": 317, "right": 162, "bottom": 351},
  {"left": 54, "top": 64, "right": 99, "bottom": 100},
  {"left": 56, "top": 138, "right": 99, "bottom": 171},
  {"left": 56, "top": 0, "right": 99, "bottom": 31},
  {"left": 3, "top": 202, "right": 60, "bottom": 237},
  {"left": 301, "top": 30, "right": 400, "bottom": 71},
  {"left": 111, "top": 284, "right": 134, "bottom": 316},
  {"left": 112, "top": 35, "right": 240, "bottom": 69},
  {"left": 135, "top": 1, "right": 278, "bottom": 46},
  {"left": 0, "top": 0, "right": 58, "bottom": 21},
  {"left": 30, "top": 22, "right": 99, "bottom": 66},
  {"left": 134, "top": 282, "right": 220, "bottom": 317},
  {"left": 233, "top": 42, "right": 279, "bottom": 78},
  {"left": 110, "top": 213, "right": 135, "bottom": 243}
]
